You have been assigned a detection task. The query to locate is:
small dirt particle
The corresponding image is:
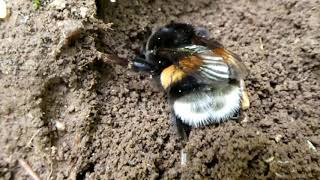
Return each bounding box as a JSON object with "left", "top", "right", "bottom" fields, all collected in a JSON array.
[
  {"left": 307, "top": 140, "right": 317, "bottom": 151},
  {"left": 79, "top": 7, "right": 88, "bottom": 18},
  {"left": 264, "top": 156, "right": 274, "bottom": 163},
  {"left": 50, "top": 0, "right": 66, "bottom": 10},
  {"left": 58, "top": 20, "right": 84, "bottom": 46},
  {"left": 55, "top": 121, "right": 66, "bottom": 131},
  {"left": 274, "top": 134, "right": 283, "bottom": 143},
  {"left": 0, "top": 0, "right": 10, "bottom": 19},
  {"left": 67, "top": 105, "right": 75, "bottom": 113}
]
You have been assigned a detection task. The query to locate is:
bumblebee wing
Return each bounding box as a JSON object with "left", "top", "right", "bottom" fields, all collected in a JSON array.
[
  {"left": 195, "top": 50, "right": 232, "bottom": 82},
  {"left": 157, "top": 45, "right": 245, "bottom": 85},
  {"left": 192, "top": 36, "right": 249, "bottom": 79},
  {"left": 211, "top": 47, "right": 248, "bottom": 79},
  {"left": 156, "top": 47, "right": 219, "bottom": 84}
]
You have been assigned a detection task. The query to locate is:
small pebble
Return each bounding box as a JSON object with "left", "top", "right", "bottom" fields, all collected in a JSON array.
[
  {"left": 50, "top": 0, "right": 66, "bottom": 10},
  {"left": 58, "top": 20, "right": 83, "bottom": 46},
  {"left": 55, "top": 121, "right": 66, "bottom": 131},
  {"left": 67, "top": 105, "right": 75, "bottom": 113},
  {"left": 181, "top": 150, "right": 188, "bottom": 166},
  {"left": 274, "top": 134, "right": 283, "bottom": 143},
  {"left": 307, "top": 140, "right": 316, "bottom": 151},
  {"left": 241, "top": 113, "right": 249, "bottom": 123},
  {"left": 264, "top": 156, "right": 274, "bottom": 163},
  {"left": 79, "top": 7, "right": 88, "bottom": 18},
  {"left": 0, "top": 0, "right": 9, "bottom": 19}
]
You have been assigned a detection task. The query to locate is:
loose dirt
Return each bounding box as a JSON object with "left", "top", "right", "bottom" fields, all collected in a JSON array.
[{"left": 0, "top": 0, "right": 319, "bottom": 179}]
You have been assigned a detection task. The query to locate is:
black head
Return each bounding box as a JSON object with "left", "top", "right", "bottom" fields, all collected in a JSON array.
[
  {"left": 132, "top": 23, "right": 196, "bottom": 75},
  {"left": 146, "top": 23, "right": 195, "bottom": 50}
]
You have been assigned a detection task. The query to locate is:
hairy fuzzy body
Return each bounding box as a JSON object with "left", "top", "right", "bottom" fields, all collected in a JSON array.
[
  {"left": 172, "top": 83, "right": 241, "bottom": 127},
  {"left": 132, "top": 23, "right": 249, "bottom": 139}
]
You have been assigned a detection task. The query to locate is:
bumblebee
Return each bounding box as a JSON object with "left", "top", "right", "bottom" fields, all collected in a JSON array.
[{"left": 132, "top": 23, "right": 250, "bottom": 139}]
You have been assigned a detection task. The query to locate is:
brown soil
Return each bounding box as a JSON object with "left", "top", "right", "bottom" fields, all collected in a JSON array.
[{"left": 1, "top": 0, "right": 320, "bottom": 179}]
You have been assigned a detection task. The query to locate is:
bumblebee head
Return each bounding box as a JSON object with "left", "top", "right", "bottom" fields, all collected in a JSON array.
[
  {"left": 146, "top": 23, "right": 195, "bottom": 50},
  {"left": 131, "top": 23, "right": 196, "bottom": 75}
]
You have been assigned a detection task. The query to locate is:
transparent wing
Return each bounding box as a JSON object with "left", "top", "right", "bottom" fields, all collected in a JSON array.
[
  {"left": 157, "top": 44, "right": 247, "bottom": 85},
  {"left": 192, "top": 36, "right": 248, "bottom": 79}
]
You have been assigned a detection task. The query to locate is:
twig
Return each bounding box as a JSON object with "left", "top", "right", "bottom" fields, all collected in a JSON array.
[
  {"left": 259, "top": 37, "right": 264, "bottom": 51},
  {"left": 27, "top": 129, "right": 41, "bottom": 147},
  {"left": 47, "top": 162, "right": 53, "bottom": 180},
  {"left": 18, "top": 159, "right": 41, "bottom": 180},
  {"left": 98, "top": 52, "right": 128, "bottom": 66},
  {"left": 180, "top": 149, "right": 188, "bottom": 166}
]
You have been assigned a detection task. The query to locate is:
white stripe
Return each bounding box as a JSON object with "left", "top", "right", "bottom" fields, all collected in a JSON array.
[
  {"left": 202, "top": 61, "right": 225, "bottom": 66},
  {"left": 200, "top": 67, "right": 229, "bottom": 79},
  {"left": 204, "top": 64, "right": 229, "bottom": 74},
  {"left": 199, "top": 69, "right": 220, "bottom": 81},
  {"left": 184, "top": 45, "right": 199, "bottom": 49},
  {"left": 184, "top": 45, "right": 208, "bottom": 52},
  {"left": 205, "top": 69, "right": 229, "bottom": 79},
  {"left": 202, "top": 65, "right": 229, "bottom": 75},
  {"left": 200, "top": 69, "right": 228, "bottom": 80},
  {"left": 173, "top": 86, "right": 242, "bottom": 127},
  {"left": 199, "top": 55, "right": 223, "bottom": 61}
]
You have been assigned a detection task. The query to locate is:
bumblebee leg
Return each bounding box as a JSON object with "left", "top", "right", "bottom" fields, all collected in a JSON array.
[
  {"left": 230, "top": 110, "right": 241, "bottom": 120},
  {"left": 240, "top": 80, "right": 250, "bottom": 110},
  {"left": 131, "top": 55, "right": 153, "bottom": 72},
  {"left": 242, "top": 91, "right": 250, "bottom": 110},
  {"left": 171, "top": 114, "right": 191, "bottom": 141},
  {"left": 171, "top": 114, "right": 191, "bottom": 166}
]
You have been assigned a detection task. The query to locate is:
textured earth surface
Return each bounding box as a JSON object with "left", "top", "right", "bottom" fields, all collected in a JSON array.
[{"left": 0, "top": 0, "right": 319, "bottom": 179}]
